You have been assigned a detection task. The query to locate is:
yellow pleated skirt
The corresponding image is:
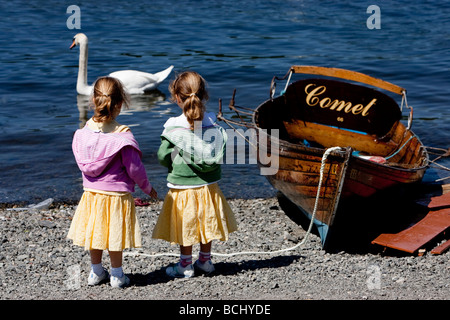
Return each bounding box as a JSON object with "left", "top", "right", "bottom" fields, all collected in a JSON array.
[
  {"left": 152, "top": 183, "right": 238, "bottom": 246},
  {"left": 67, "top": 191, "right": 141, "bottom": 251}
]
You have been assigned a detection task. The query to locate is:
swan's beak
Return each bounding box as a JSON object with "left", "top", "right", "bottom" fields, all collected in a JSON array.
[{"left": 70, "top": 40, "right": 76, "bottom": 49}]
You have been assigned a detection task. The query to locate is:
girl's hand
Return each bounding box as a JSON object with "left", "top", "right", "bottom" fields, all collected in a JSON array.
[{"left": 148, "top": 188, "right": 158, "bottom": 199}]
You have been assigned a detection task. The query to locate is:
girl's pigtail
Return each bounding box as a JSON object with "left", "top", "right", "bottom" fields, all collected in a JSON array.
[
  {"left": 91, "top": 77, "right": 129, "bottom": 123},
  {"left": 183, "top": 94, "right": 205, "bottom": 130},
  {"left": 93, "top": 93, "right": 113, "bottom": 123},
  {"left": 169, "top": 71, "right": 209, "bottom": 130}
]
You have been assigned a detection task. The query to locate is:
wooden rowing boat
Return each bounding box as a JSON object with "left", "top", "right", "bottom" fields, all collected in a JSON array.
[{"left": 220, "top": 66, "right": 429, "bottom": 248}]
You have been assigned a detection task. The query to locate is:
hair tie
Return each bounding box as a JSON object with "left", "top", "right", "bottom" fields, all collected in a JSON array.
[
  {"left": 95, "top": 88, "right": 109, "bottom": 97},
  {"left": 189, "top": 93, "right": 196, "bottom": 97}
]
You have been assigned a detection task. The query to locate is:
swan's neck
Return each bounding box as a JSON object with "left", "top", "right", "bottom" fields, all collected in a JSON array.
[{"left": 77, "top": 42, "right": 89, "bottom": 94}]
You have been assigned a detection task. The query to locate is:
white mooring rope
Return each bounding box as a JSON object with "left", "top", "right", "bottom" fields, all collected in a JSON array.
[{"left": 124, "top": 146, "right": 343, "bottom": 260}]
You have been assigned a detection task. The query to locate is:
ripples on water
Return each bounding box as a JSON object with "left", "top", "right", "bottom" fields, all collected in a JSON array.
[{"left": 0, "top": 1, "right": 449, "bottom": 203}]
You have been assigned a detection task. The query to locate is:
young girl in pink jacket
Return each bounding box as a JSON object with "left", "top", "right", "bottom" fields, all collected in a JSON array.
[{"left": 67, "top": 76, "right": 157, "bottom": 288}]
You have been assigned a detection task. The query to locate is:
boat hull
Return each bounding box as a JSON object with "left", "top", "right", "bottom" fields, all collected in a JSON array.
[
  {"left": 252, "top": 70, "right": 429, "bottom": 247},
  {"left": 257, "top": 132, "right": 427, "bottom": 247}
]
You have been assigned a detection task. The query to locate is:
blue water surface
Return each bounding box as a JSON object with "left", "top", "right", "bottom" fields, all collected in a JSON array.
[{"left": 0, "top": 0, "right": 449, "bottom": 203}]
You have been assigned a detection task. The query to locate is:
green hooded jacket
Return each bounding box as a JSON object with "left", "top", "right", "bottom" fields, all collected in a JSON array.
[{"left": 157, "top": 112, "right": 227, "bottom": 186}]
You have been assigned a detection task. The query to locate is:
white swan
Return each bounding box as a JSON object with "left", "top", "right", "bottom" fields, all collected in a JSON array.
[{"left": 70, "top": 33, "right": 174, "bottom": 95}]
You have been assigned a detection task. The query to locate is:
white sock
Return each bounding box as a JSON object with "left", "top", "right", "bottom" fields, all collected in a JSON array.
[
  {"left": 111, "top": 266, "right": 124, "bottom": 278},
  {"left": 91, "top": 263, "right": 104, "bottom": 276},
  {"left": 199, "top": 251, "right": 211, "bottom": 263},
  {"left": 180, "top": 254, "right": 192, "bottom": 267}
]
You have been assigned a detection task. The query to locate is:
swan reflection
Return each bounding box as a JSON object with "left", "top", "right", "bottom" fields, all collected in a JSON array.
[{"left": 77, "top": 90, "right": 168, "bottom": 128}]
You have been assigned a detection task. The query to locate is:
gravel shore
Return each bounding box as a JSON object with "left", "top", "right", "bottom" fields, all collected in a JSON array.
[{"left": 0, "top": 196, "right": 448, "bottom": 302}]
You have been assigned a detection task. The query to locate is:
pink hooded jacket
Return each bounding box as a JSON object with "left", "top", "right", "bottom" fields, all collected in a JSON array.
[{"left": 72, "top": 126, "right": 153, "bottom": 195}]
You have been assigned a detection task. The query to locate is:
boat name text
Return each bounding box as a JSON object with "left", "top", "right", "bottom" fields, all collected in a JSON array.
[{"left": 305, "top": 83, "right": 376, "bottom": 116}]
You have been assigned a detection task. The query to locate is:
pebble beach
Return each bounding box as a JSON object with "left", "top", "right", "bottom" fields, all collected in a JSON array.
[{"left": 0, "top": 196, "right": 448, "bottom": 302}]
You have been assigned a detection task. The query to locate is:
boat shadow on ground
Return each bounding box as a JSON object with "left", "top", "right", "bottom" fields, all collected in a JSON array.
[
  {"left": 129, "top": 254, "right": 303, "bottom": 287},
  {"left": 276, "top": 185, "right": 432, "bottom": 255}
]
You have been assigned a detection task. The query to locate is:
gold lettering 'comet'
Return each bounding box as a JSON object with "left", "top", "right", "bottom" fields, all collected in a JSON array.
[{"left": 305, "top": 83, "right": 377, "bottom": 116}]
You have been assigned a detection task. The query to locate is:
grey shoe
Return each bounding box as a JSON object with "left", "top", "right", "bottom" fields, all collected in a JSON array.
[
  {"left": 110, "top": 274, "right": 130, "bottom": 288},
  {"left": 166, "top": 262, "right": 195, "bottom": 278},
  {"left": 87, "top": 269, "right": 109, "bottom": 286},
  {"left": 194, "top": 260, "right": 215, "bottom": 274}
]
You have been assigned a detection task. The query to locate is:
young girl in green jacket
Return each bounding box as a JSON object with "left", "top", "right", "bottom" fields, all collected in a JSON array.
[{"left": 152, "top": 71, "right": 238, "bottom": 278}]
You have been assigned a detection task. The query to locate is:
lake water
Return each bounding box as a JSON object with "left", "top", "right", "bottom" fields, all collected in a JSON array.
[{"left": 0, "top": 0, "right": 449, "bottom": 204}]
